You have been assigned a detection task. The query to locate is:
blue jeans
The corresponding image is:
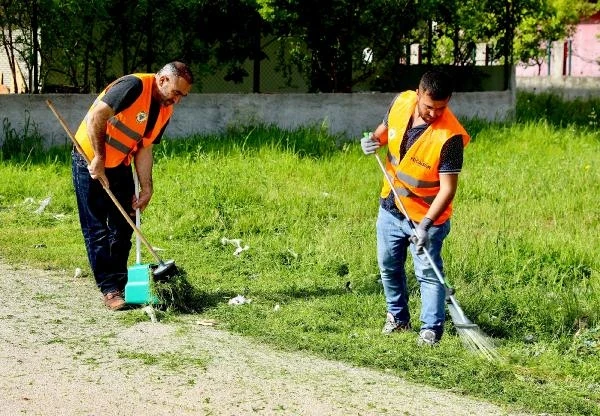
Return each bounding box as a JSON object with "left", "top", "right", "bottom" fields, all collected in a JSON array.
[
  {"left": 376, "top": 206, "right": 450, "bottom": 337},
  {"left": 71, "top": 151, "right": 134, "bottom": 295}
]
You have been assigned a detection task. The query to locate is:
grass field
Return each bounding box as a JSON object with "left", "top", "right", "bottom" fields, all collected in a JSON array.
[{"left": 1, "top": 92, "right": 599, "bottom": 414}]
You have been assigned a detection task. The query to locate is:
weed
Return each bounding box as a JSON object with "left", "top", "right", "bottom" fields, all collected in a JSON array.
[
  {"left": 1, "top": 112, "right": 45, "bottom": 162},
  {"left": 116, "top": 350, "right": 209, "bottom": 371}
]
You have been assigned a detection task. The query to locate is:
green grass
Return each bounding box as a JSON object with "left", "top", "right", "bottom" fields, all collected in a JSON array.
[{"left": 1, "top": 94, "right": 599, "bottom": 414}]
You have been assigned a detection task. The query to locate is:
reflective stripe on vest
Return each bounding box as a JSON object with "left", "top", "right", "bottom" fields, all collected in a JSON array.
[
  {"left": 104, "top": 117, "right": 145, "bottom": 155},
  {"left": 388, "top": 153, "right": 440, "bottom": 188},
  {"left": 380, "top": 90, "right": 470, "bottom": 224}
]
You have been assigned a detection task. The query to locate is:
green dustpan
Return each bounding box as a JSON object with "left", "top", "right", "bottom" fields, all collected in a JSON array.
[
  {"left": 124, "top": 171, "right": 159, "bottom": 305},
  {"left": 125, "top": 262, "right": 158, "bottom": 304}
]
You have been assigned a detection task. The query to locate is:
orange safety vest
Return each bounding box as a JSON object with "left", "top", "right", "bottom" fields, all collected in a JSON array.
[
  {"left": 380, "top": 90, "right": 470, "bottom": 225},
  {"left": 74, "top": 74, "right": 173, "bottom": 167}
]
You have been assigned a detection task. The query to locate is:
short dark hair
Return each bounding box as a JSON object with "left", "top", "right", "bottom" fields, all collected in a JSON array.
[
  {"left": 419, "top": 70, "right": 453, "bottom": 100},
  {"left": 159, "top": 61, "right": 194, "bottom": 85}
]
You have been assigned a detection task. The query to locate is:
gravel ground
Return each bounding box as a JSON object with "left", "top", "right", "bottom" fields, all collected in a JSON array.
[{"left": 0, "top": 259, "right": 527, "bottom": 416}]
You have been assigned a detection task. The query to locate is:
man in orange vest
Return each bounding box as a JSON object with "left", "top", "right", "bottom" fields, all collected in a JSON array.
[
  {"left": 72, "top": 62, "right": 193, "bottom": 310},
  {"left": 360, "top": 70, "right": 470, "bottom": 345}
]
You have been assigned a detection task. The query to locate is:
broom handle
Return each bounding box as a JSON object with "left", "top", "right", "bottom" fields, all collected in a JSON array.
[
  {"left": 373, "top": 153, "right": 450, "bottom": 288},
  {"left": 46, "top": 99, "right": 164, "bottom": 265}
]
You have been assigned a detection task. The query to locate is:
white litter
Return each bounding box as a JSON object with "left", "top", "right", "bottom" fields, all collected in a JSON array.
[
  {"left": 143, "top": 305, "right": 157, "bottom": 323},
  {"left": 74, "top": 268, "right": 82, "bottom": 278},
  {"left": 228, "top": 294, "right": 251, "bottom": 306},
  {"left": 273, "top": 304, "right": 281, "bottom": 312},
  {"left": 34, "top": 197, "right": 52, "bottom": 214},
  {"left": 221, "top": 237, "right": 250, "bottom": 256}
]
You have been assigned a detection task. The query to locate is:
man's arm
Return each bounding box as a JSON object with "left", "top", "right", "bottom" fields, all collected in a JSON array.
[
  {"left": 133, "top": 145, "right": 154, "bottom": 212},
  {"left": 410, "top": 173, "right": 458, "bottom": 253},
  {"left": 424, "top": 173, "right": 458, "bottom": 222},
  {"left": 372, "top": 122, "right": 389, "bottom": 145},
  {"left": 86, "top": 101, "right": 115, "bottom": 187}
]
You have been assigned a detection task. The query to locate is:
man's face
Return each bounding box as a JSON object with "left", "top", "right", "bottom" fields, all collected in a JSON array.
[
  {"left": 416, "top": 88, "right": 450, "bottom": 124},
  {"left": 156, "top": 74, "right": 192, "bottom": 107}
]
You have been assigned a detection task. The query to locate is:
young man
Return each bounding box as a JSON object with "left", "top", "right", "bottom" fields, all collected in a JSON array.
[
  {"left": 360, "top": 70, "right": 470, "bottom": 345},
  {"left": 72, "top": 62, "right": 193, "bottom": 310}
]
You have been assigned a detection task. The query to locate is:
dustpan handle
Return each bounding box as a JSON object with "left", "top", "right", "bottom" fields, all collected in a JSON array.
[{"left": 133, "top": 170, "right": 142, "bottom": 264}]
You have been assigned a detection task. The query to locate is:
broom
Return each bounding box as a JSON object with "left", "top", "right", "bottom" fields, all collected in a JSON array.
[{"left": 373, "top": 153, "right": 498, "bottom": 360}]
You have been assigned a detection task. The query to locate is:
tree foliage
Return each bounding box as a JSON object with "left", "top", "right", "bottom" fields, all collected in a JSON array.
[
  {"left": 514, "top": 0, "right": 599, "bottom": 74},
  {"left": 1, "top": 0, "right": 596, "bottom": 93}
]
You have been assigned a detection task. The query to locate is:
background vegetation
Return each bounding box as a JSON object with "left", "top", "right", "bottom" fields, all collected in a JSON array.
[
  {"left": 0, "top": 92, "right": 599, "bottom": 414},
  {"left": 1, "top": 0, "right": 597, "bottom": 93}
]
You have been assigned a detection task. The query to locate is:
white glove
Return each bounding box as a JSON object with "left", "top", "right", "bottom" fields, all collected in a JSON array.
[{"left": 360, "top": 133, "right": 380, "bottom": 155}]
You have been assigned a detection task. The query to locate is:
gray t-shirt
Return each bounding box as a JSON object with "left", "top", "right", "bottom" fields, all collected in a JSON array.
[{"left": 101, "top": 75, "right": 168, "bottom": 143}]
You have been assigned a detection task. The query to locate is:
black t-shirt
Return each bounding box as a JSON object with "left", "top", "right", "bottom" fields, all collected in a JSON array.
[{"left": 101, "top": 75, "right": 169, "bottom": 143}]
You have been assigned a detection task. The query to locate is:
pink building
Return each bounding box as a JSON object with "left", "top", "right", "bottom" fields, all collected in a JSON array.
[{"left": 516, "top": 12, "right": 600, "bottom": 77}]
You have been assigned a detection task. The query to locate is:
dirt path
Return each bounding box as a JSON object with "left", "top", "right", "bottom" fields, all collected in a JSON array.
[{"left": 0, "top": 259, "right": 525, "bottom": 415}]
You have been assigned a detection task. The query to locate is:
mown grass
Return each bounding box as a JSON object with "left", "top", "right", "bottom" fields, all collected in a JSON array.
[{"left": 0, "top": 92, "right": 599, "bottom": 414}]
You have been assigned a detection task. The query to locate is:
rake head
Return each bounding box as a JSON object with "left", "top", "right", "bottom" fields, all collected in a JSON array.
[{"left": 447, "top": 300, "right": 499, "bottom": 361}]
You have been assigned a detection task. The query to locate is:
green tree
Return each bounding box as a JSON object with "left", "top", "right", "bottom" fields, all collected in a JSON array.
[
  {"left": 514, "top": 0, "right": 599, "bottom": 74},
  {"left": 263, "top": 0, "right": 420, "bottom": 92},
  {"left": 0, "top": 0, "right": 46, "bottom": 93},
  {"left": 40, "top": 0, "right": 266, "bottom": 92}
]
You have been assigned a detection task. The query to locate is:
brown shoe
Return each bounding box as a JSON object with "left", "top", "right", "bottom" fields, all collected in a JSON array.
[{"left": 103, "top": 291, "right": 125, "bottom": 311}]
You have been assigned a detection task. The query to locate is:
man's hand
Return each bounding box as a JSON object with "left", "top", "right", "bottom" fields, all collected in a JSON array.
[
  {"left": 88, "top": 155, "right": 109, "bottom": 188},
  {"left": 132, "top": 188, "right": 152, "bottom": 212},
  {"left": 410, "top": 217, "right": 433, "bottom": 254},
  {"left": 360, "top": 133, "right": 380, "bottom": 155}
]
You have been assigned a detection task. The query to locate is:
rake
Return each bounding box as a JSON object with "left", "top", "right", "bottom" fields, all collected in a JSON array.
[{"left": 373, "top": 153, "right": 498, "bottom": 360}]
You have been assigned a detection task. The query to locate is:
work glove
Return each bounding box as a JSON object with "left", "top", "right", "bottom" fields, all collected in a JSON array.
[
  {"left": 360, "top": 132, "right": 380, "bottom": 155},
  {"left": 410, "top": 217, "right": 433, "bottom": 254}
]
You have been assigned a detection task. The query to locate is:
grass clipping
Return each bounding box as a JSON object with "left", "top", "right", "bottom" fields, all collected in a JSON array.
[{"left": 152, "top": 267, "right": 198, "bottom": 313}]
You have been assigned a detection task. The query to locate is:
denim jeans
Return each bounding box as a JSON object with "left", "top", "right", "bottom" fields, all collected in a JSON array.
[
  {"left": 71, "top": 150, "right": 134, "bottom": 294},
  {"left": 376, "top": 206, "right": 450, "bottom": 337}
]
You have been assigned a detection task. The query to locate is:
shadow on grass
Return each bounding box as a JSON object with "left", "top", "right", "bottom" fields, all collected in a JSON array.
[
  {"left": 154, "top": 124, "right": 348, "bottom": 161},
  {"left": 4, "top": 124, "right": 350, "bottom": 166},
  {"left": 516, "top": 91, "right": 600, "bottom": 129},
  {"left": 154, "top": 268, "right": 238, "bottom": 313}
]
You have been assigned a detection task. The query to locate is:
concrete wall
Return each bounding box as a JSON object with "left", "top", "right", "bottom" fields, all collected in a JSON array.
[
  {"left": 516, "top": 76, "right": 600, "bottom": 99},
  {"left": 0, "top": 91, "right": 514, "bottom": 149}
]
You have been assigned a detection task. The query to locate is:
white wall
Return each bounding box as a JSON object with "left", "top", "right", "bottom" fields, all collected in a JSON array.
[
  {"left": 0, "top": 91, "right": 515, "bottom": 149},
  {"left": 516, "top": 76, "right": 600, "bottom": 99}
]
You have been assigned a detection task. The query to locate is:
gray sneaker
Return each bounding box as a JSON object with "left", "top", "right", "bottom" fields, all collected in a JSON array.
[
  {"left": 382, "top": 313, "right": 411, "bottom": 334},
  {"left": 417, "top": 329, "right": 439, "bottom": 346}
]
